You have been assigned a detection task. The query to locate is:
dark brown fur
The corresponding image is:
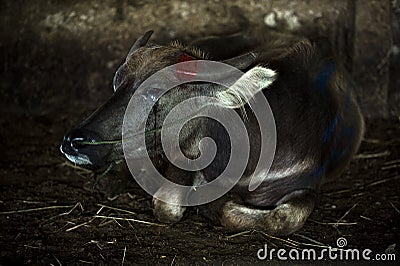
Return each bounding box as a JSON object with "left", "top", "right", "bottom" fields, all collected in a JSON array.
[{"left": 61, "top": 31, "right": 364, "bottom": 235}]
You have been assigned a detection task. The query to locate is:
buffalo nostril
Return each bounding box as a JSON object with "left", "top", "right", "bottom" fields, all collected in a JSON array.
[
  {"left": 70, "top": 137, "right": 93, "bottom": 150},
  {"left": 61, "top": 130, "right": 99, "bottom": 154}
]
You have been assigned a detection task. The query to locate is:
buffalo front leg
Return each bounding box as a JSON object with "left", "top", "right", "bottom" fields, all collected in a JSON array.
[
  {"left": 153, "top": 168, "right": 205, "bottom": 223},
  {"left": 153, "top": 187, "right": 187, "bottom": 223},
  {"left": 219, "top": 189, "right": 317, "bottom": 236}
]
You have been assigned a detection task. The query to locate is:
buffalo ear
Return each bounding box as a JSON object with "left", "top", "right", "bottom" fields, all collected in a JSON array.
[
  {"left": 127, "top": 30, "right": 154, "bottom": 57},
  {"left": 113, "top": 31, "right": 154, "bottom": 91},
  {"left": 215, "top": 66, "right": 277, "bottom": 108}
]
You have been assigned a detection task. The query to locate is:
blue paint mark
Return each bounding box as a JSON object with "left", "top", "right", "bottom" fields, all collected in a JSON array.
[
  {"left": 312, "top": 64, "right": 359, "bottom": 181},
  {"left": 311, "top": 129, "right": 353, "bottom": 179},
  {"left": 315, "top": 122, "right": 354, "bottom": 179},
  {"left": 329, "top": 80, "right": 354, "bottom": 160},
  {"left": 316, "top": 61, "right": 336, "bottom": 92},
  {"left": 322, "top": 114, "right": 339, "bottom": 143},
  {"left": 329, "top": 126, "right": 354, "bottom": 162},
  {"left": 309, "top": 163, "right": 327, "bottom": 179}
]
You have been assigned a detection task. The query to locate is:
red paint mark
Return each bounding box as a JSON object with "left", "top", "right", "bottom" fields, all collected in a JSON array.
[
  {"left": 175, "top": 54, "right": 198, "bottom": 86},
  {"left": 177, "top": 54, "right": 194, "bottom": 63}
]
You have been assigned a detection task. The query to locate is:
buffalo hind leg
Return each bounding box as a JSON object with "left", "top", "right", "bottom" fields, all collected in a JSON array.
[{"left": 220, "top": 189, "right": 316, "bottom": 236}]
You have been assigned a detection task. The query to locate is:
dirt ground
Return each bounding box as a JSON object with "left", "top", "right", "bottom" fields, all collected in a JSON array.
[
  {"left": 0, "top": 111, "right": 399, "bottom": 265},
  {"left": 0, "top": 0, "right": 399, "bottom": 265}
]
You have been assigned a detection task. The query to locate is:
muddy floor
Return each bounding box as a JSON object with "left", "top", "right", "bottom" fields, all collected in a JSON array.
[{"left": 0, "top": 112, "right": 399, "bottom": 264}]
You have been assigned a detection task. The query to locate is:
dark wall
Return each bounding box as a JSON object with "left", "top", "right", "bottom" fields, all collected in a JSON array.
[{"left": 0, "top": 0, "right": 398, "bottom": 118}]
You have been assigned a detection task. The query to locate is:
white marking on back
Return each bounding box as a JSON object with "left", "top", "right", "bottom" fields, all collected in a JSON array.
[{"left": 216, "top": 67, "right": 277, "bottom": 109}]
